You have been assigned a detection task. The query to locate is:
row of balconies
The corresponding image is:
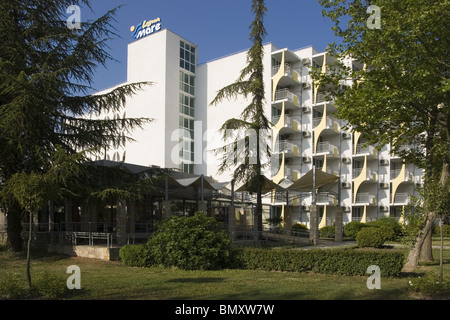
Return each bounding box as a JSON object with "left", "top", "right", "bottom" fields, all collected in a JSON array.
[{"left": 292, "top": 191, "right": 412, "bottom": 209}]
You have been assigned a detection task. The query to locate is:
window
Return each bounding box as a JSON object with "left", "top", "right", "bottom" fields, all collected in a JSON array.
[
  {"left": 179, "top": 71, "right": 195, "bottom": 95},
  {"left": 180, "top": 41, "right": 196, "bottom": 73},
  {"left": 179, "top": 93, "right": 195, "bottom": 117}
]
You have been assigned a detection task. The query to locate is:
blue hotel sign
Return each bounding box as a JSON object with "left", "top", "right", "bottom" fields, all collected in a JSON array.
[{"left": 130, "top": 17, "right": 162, "bottom": 40}]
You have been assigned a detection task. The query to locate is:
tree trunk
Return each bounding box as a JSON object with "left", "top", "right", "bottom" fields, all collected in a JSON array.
[
  {"left": 404, "top": 211, "right": 436, "bottom": 271},
  {"left": 420, "top": 229, "right": 433, "bottom": 262},
  {"left": 26, "top": 211, "right": 32, "bottom": 289},
  {"left": 6, "top": 202, "right": 23, "bottom": 252}
]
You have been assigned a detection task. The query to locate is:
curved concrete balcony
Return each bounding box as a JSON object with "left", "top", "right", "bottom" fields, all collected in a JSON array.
[
  {"left": 273, "top": 88, "right": 300, "bottom": 109},
  {"left": 354, "top": 192, "right": 377, "bottom": 206}
]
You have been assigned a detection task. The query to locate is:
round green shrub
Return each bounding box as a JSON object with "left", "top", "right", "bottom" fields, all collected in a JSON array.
[
  {"left": 319, "top": 225, "right": 335, "bottom": 238},
  {"left": 291, "top": 223, "right": 308, "bottom": 231},
  {"left": 344, "top": 221, "right": 368, "bottom": 238},
  {"left": 367, "top": 217, "right": 402, "bottom": 240},
  {"left": 356, "top": 227, "right": 386, "bottom": 248},
  {"left": 145, "top": 212, "right": 232, "bottom": 270}
]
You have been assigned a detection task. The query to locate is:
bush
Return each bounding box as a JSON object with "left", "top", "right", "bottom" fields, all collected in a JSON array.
[
  {"left": 319, "top": 225, "right": 335, "bottom": 238},
  {"left": 119, "top": 244, "right": 150, "bottom": 267},
  {"left": 0, "top": 272, "right": 68, "bottom": 300},
  {"left": 433, "top": 224, "right": 450, "bottom": 237},
  {"left": 291, "top": 223, "right": 308, "bottom": 231},
  {"left": 344, "top": 221, "right": 368, "bottom": 238},
  {"left": 408, "top": 274, "right": 450, "bottom": 298},
  {"left": 145, "top": 212, "right": 232, "bottom": 270},
  {"left": 366, "top": 217, "right": 402, "bottom": 240},
  {"left": 231, "top": 247, "right": 404, "bottom": 277},
  {"left": 356, "top": 227, "right": 386, "bottom": 248}
]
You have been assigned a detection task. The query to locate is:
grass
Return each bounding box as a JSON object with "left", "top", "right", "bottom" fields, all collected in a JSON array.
[{"left": 1, "top": 244, "right": 449, "bottom": 301}]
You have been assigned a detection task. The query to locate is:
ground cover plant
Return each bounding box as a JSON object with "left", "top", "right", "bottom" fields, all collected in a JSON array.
[{"left": 1, "top": 244, "right": 449, "bottom": 300}]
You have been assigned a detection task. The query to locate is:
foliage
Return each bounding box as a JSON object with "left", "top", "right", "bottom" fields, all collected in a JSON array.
[
  {"left": 231, "top": 247, "right": 404, "bottom": 277},
  {"left": 291, "top": 223, "right": 308, "bottom": 233},
  {"left": 0, "top": 271, "right": 68, "bottom": 300},
  {"left": 319, "top": 225, "right": 335, "bottom": 238},
  {"left": 119, "top": 244, "right": 150, "bottom": 267},
  {"left": 408, "top": 274, "right": 450, "bottom": 299},
  {"left": 356, "top": 227, "right": 386, "bottom": 248},
  {"left": 0, "top": 0, "right": 152, "bottom": 251},
  {"left": 366, "top": 217, "right": 402, "bottom": 241},
  {"left": 145, "top": 212, "right": 232, "bottom": 270},
  {"left": 433, "top": 224, "right": 450, "bottom": 237},
  {"left": 344, "top": 221, "right": 368, "bottom": 238},
  {"left": 210, "top": 0, "right": 270, "bottom": 231}
]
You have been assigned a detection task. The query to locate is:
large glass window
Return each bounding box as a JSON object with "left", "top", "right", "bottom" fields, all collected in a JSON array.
[
  {"left": 180, "top": 40, "right": 196, "bottom": 73},
  {"left": 179, "top": 71, "right": 195, "bottom": 95},
  {"left": 179, "top": 93, "right": 195, "bottom": 117}
]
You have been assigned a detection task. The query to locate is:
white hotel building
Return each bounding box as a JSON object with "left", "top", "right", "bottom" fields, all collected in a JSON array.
[{"left": 98, "top": 26, "right": 423, "bottom": 229}]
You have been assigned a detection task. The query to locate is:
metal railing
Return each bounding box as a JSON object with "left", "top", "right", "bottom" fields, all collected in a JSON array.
[
  {"left": 316, "top": 141, "right": 337, "bottom": 154},
  {"left": 274, "top": 88, "right": 299, "bottom": 103}
]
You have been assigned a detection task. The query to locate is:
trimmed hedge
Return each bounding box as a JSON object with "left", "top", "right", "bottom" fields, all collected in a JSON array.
[
  {"left": 231, "top": 247, "right": 405, "bottom": 277},
  {"left": 119, "top": 244, "right": 149, "bottom": 267}
]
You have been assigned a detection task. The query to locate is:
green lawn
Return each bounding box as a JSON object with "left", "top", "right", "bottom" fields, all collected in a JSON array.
[{"left": 0, "top": 245, "right": 449, "bottom": 300}]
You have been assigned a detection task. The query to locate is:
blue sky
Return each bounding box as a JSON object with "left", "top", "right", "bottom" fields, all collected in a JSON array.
[{"left": 82, "top": 0, "right": 338, "bottom": 92}]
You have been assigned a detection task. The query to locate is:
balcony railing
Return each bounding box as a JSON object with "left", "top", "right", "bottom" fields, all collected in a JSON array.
[
  {"left": 316, "top": 192, "right": 338, "bottom": 206},
  {"left": 272, "top": 114, "right": 292, "bottom": 127},
  {"left": 275, "top": 140, "right": 298, "bottom": 154},
  {"left": 356, "top": 144, "right": 377, "bottom": 157},
  {"left": 272, "top": 63, "right": 300, "bottom": 79},
  {"left": 315, "top": 142, "right": 338, "bottom": 155},
  {"left": 392, "top": 193, "right": 410, "bottom": 205},
  {"left": 390, "top": 169, "right": 414, "bottom": 181},
  {"left": 313, "top": 115, "right": 336, "bottom": 129},
  {"left": 353, "top": 167, "right": 377, "bottom": 180},
  {"left": 355, "top": 192, "right": 376, "bottom": 205},
  {"left": 274, "top": 88, "right": 299, "bottom": 105}
]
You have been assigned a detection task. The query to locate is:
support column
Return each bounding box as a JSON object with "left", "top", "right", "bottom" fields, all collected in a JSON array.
[
  {"left": 335, "top": 207, "right": 344, "bottom": 242},
  {"left": 128, "top": 201, "right": 135, "bottom": 234},
  {"left": 198, "top": 202, "right": 207, "bottom": 214},
  {"left": 64, "top": 198, "right": 73, "bottom": 231},
  {"left": 162, "top": 200, "right": 172, "bottom": 219},
  {"left": 283, "top": 205, "right": 293, "bottom": 235},
  {"left": 310, "top": 205, "right": 319, "bottom": 245},
  {"left": 48, "top": 200, "right": 54, "bottom": 233},
  {"left": 116, "top": 201, "right": 127, "bottom": 246}
]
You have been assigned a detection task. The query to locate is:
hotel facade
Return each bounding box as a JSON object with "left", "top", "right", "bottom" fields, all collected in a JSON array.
[{"left": 96, "top": 26, "right": 423, "bottom": 230}]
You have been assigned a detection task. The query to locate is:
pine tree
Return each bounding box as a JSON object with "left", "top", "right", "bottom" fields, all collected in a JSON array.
[
  {"left": 0, "top": 0, "right": 152, "bottom": 251},
  {"left": 211, "top": 0, "right": 270, "bottom": 232}
]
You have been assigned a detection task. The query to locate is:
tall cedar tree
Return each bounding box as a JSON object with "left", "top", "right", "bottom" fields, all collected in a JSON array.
[
  {"left": 313, "top": 0, "right": 449, "bottom": 268},
  {"left": 0, "top": 1, "right": 152, "bottom": 251},
  {"left": 211, "top": 0, "right": 270, "bottom": 232}
]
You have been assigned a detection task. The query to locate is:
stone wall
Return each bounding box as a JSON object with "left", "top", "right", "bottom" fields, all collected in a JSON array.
[{"left": 48, "top": 244, "right": 120, "bottom": 261}]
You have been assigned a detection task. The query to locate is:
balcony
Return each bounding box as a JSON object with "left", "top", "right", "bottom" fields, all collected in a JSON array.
[
  {"left": 392, "top": 193, "right": 410, "bottom": 205},
  {"left": 315, "top": 142, "right": 339, "bottom": 157},
  {"left": 275, "top": 140, "right": 300, "bottom": 158},
  {"left": 313, "top": 115, "right": 340, "bottom": 133},
  {"left": 316, "top": 192, "right": 338, "bottom": 206},
  {"left": 354, "top": 193, "right": 377, "bottom": 206},
  {"left": 272, "top": 114, "right": 298, "bottom": 132},
  {"left": 273, "top": 88, "right": 300, "bottom": 109},
  {"left": 355, "top": 144, "right": 378, "bottom": 159},
  {"left": 272, "top": 63, "right": 301, "bottom": 86},
  {"left": 353, "top": 167, "right": 377, "bottom": 182},
  {"left": 390, "top": 168, "right": 414, "bottom": 182},
  {"left": 285, "top": 167, "right": 300, "bottom": 181}
]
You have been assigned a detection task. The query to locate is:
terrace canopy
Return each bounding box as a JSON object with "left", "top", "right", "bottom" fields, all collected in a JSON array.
[{"left": 286, "top": 167, "right": 339, "bottom": 192}]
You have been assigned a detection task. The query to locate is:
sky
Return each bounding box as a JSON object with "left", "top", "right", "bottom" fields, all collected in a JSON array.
[{"left": 81, "top": 0, "right": 338, "bottom": 92}]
